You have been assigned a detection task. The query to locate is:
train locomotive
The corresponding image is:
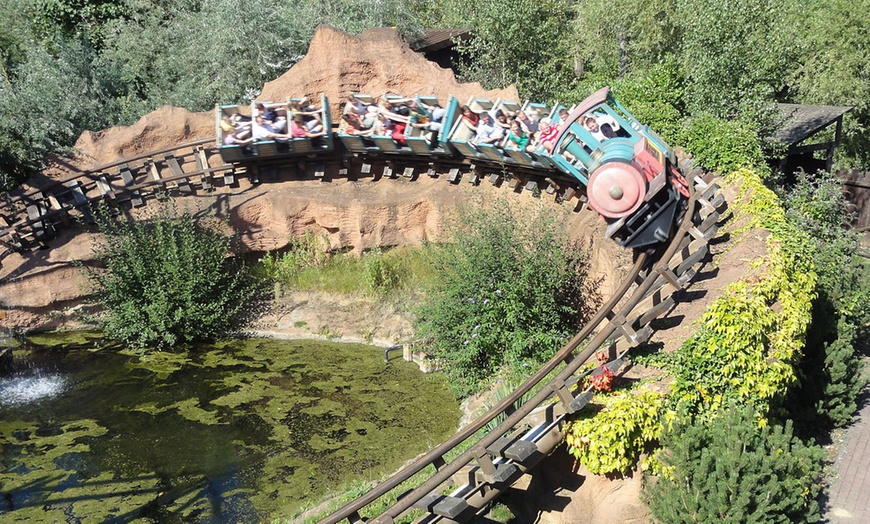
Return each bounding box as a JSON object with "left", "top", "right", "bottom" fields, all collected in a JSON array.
[
  {"left": 549, "top": 87, "right": 691, "bottom": 247},
  {"left": 216, "top": 87, "right": 690, "bottom": 249}
]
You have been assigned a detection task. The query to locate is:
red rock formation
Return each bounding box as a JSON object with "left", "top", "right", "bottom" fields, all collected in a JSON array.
[
  {"left": 40, "top": 25, "right": 518, "bottom": 182},
  {"left": 260, "top": 26, "right": 519, "bottom": 116}
]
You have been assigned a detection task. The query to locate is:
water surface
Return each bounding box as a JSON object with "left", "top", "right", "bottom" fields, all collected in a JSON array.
[{"left": 0, "top": 333, "right": 459, "bottom": 522}]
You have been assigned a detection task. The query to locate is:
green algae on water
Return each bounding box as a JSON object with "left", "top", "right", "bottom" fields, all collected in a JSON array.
[{"left": 1, "top": 333, "right": 460, "bottom": 522}]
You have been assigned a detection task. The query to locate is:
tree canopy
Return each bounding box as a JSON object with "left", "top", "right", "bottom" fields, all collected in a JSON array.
[{"left": 2, "top": 0, "right": 868, "bottom": 188}]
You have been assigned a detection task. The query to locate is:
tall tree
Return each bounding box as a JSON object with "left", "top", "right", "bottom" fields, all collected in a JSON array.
[
  {"left": 790, "top": 0, "right": 870, "bottom": 168},
  {"left": 572, "top": 0, "right": 680, "bottom": 80},
  {"left": 428, "top": 0, "right": 577, "bottom": 100},
  {"left": 675, "top": 0, "right": 805, "bottom": 119}
]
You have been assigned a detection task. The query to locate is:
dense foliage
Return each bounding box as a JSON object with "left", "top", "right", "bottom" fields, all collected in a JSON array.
[
  {"left": 415, "top": 198, "right": 598, "bottom": 397},
  {"left": 790, "top": 0, "right": 870, "bottom": 168},
  {"left": 3, "top": 0, "right": 868, "bottom": 188},
  {"left": 82, "top": 204, "right": 256, "bottom": 349},
  {"left": 780, "top": 173, "right": 870, "bottom": 430},
  {"left": 683, "top": 114, "right": 769, "bottom": 176},
  {"left": 570, "top": 0, "right": 868, "bottom": 168},
  {"left": 0, "top": 0, "right": 428, "bottom": 189},
  {"left": 645, "top": 406, "right": 825, "bottom": 524},
  {"left": 650, "top": 169, "right": 817, "bottom": 417}
]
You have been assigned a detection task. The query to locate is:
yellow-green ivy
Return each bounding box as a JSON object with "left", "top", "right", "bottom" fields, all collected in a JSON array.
[
  {"left": 565, "top": 388, "right": 663, "bottom": 475},
  {"left": 563, "top": 168, "right": 817, "bottom": 474},
  {"left": 671, "top": 169, "right": 817, "bottom": 414}
]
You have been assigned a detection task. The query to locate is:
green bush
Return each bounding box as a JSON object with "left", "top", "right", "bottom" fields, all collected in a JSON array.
[
  {"left": 684, "top": 113, "right": 767, "bottom": 175},
  {"left": 82, "top": 204, "right": 256, "bottom": 349},
  {"left": 363, "top": 250, "right": 400, "bottom": 295},
  {"left": 415, "top": 198, "right": 599, "bottom": 397},
  {"left": 646, "top": 407, "right": 825, "bottom": 524},
  {"left": 565, "top": 388, "right": 664, "bottom": 475},
  {"left": 781, "top": 172, "right": 869, "bottom": 430},
  {"left": 612, "top": 58, "right": 689, "bottom": 147}
]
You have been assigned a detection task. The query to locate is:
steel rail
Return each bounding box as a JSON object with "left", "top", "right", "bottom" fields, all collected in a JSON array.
[
  {"left": 0, "top": 162, "right": 238, "bottom": 236},
  {"left": 0, "top": 146, "right": 580, "bottom": 251}
]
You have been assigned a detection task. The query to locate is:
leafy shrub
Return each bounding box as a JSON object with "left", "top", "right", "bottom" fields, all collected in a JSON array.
[
  {"left": 82, "top": 204, "right": 256, "bottom": 349},
  {"left": 781, "top": 172, "right": 869, "bottom": 429},
  {"left": 415, "top": 198, "right": 599, "bottom": 397},
  {"left": 565, "top": 388, "right": 663, "bottom": 475},
  {"left": 646, "top": 406, "right": 825, "bottom": 524},
  {"left": 684, "top": 113, "right": 767, "bottom": 175},
  {"left": 363, "top": 250, "right": 400, "bottom": 295},
  {"left": 647, "top": 169, "right": 816, "bottom": 417}
]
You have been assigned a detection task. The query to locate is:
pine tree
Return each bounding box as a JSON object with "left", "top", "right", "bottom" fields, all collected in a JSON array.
[{"left": 646, "top": 407, "right": 825, "bottom": 523}]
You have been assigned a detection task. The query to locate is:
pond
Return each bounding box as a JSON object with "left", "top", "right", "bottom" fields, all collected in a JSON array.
[{"left": 0, "top": 332, "right": 460, "bottom": 522}]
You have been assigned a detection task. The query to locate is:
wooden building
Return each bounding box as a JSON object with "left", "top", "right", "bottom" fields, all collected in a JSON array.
[
  {"left": 408, "top": 29, "right": 472, "bottom": 73},
  {"left": 770, "top": 103, "right": 852, "bottom": 174}
]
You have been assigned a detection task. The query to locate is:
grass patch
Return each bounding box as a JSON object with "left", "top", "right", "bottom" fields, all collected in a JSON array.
[{"left": 255, "top": 243, "right": 438, "bottom": 297}]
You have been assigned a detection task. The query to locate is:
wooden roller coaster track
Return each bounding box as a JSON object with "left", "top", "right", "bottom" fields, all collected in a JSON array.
[
  {"left": 0, "top": 137, "right": 575, "bottom": 261},
  {"left": 0, "top": 137, "right": 726, "bottom": 523},
  {"left": 315, "top": 175, "right": 724, "bottom": 524}
]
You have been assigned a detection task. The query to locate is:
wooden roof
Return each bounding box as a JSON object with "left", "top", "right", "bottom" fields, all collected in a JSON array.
[
  {"left": 409, "top": 29, "right": 472, "bottom": 54},
  {"left": 771, "top": 103, "right": 853, "bottom": 145}
]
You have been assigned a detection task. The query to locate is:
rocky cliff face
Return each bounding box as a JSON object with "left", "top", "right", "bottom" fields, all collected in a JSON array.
[{"left": 260, "top": 26, "right": 519, "bottom": 115}]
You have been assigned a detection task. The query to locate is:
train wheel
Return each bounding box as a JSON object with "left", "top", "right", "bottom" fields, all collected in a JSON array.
[{"left": 669, "top": 170, "right": 691, "bottom": 198}]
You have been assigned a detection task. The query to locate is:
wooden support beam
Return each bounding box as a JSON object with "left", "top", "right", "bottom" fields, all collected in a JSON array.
[
  {"left": 164, "top": 154, "right": 191, "bottom": 193},
  {"left": 195, "top": 147, "right": 213, "bottom": 190},
  {"left": 47, "top": 195, "right": 68, "bottom": 226},
  {"left": 119, "top": 164, "right": 144, "bottom": 207},
  {"left": 96, "top": 175, "right": 115, "bottom": 200},
  {"left": 65, "top": 180, "right": 93, "bottom": 223}
]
